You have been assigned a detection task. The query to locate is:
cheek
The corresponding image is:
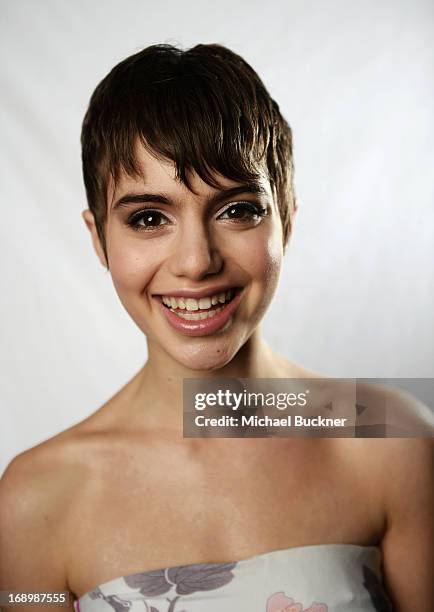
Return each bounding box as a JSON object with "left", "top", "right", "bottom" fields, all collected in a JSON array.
[
  {"left": 231, "top": 223, "right": 283, "bottom": 327},
  {"left": 106, "top": 230, "right": 157, "bottom": 295},
  {"left": 238, "top": 224, "right": 283, "bottom": 287}
]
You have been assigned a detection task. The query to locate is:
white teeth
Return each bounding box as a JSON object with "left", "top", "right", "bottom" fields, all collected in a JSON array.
[
  {"left": 162, "top": 289, "right": 236, "bottom": 311},
  {"left": 174, "top": 307, "right": 224, "bottom": 320},
  {"left": 199, "top": 297, "right": 211, "bottom": 309},
  {"left": 185, "top": 298, "right": 199, "bottom": 311}
]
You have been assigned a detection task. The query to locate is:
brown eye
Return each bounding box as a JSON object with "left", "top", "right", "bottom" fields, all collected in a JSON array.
[
  {"left": 218, "top": 202, "right": 267, "bottom": 222},
  {"left": 128, "top": 210, "right": 170, "bottom": 231}
]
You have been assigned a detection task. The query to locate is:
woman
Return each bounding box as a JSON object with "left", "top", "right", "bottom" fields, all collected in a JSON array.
[{"left": 0, "top": 43, "right": 432, "bottom": 612}]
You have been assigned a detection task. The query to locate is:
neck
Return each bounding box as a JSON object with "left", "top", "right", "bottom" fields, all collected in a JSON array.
[{"left": 128, "top": 329, "right": 288, "bottom": 432}]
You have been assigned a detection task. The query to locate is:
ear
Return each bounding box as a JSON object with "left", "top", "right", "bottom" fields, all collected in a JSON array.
[{"left": 82, "top": 209, "right": 108, "bottom": 269}]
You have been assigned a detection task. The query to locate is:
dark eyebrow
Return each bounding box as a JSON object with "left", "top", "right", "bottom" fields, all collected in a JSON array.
[{"left": 111, "top": 183, "right": 268, "bottom": 211}]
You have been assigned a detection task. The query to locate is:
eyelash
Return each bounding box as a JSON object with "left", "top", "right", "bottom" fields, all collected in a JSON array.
[{"left": 126, "top": 201, "right": 268, "bottom": 232}]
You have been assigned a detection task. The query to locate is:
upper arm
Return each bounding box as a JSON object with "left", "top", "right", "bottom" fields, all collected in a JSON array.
[
  {"left": 0, "top": 451, "right": 75, "bottom": 612},
  {"left": 380, "top": 438, "right": 434, "bottom": 611}
]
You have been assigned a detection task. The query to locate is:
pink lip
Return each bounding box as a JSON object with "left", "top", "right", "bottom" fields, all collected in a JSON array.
[{"left": 155, "top": 290, "right": 244, "bottom": 337}]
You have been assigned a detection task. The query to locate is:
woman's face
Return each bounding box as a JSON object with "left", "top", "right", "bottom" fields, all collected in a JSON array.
[{"left": 86, "top": 145, "right": 285, "bottom": 371}]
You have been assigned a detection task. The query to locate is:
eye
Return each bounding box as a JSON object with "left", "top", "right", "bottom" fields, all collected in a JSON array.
[
  {"left": 127, "top": 209, "right": 170, "bottom": 232},
  {"left": 218, "top": 201, "right": 268, "bottom": 224},
  {"left": 125, "top": 201, "right": 268, "bottom": 232}
]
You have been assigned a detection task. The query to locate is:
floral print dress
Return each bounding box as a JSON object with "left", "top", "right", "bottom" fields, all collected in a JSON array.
[{"left": 73, "top": 544, "right": 393, "bottom": 612}]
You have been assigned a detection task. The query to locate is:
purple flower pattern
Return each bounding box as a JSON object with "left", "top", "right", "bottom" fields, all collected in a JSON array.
[
  {"left": 77, "top": 555, "right": 391, "bottom": 611},
  {"left": 88, "top": 561, "right": 237, "bottom": 612}
]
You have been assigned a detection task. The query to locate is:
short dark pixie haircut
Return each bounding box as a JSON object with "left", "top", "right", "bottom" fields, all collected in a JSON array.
[{"left": 81, "top": 43, "right": 296, "bottom": 264}]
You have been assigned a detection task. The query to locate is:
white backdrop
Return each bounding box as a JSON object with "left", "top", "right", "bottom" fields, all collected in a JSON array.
[{"left": 1, "top": 0, "right": 433, "bottom": 472}]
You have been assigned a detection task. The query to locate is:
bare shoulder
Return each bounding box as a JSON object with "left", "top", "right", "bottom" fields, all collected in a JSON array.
[
  {"left": 0, "top": 424, "right": 100, "bottom": 594},
  {"left": 0, "top": 427, "right": 89, "bottom": 530},
  {"left": 0, "top": 398, "right": 134, "bottom": 531},
  {"left": 1, "top": 428, "right": 84, "bottom": 499},
  {"left": 0, "top": 369, "right": 148, "bottom": 507},
  {"left": 0, "top": 411, "right": 112, "bottom": 512},
  {"left": 337, "top": 435, "right": 434, "bottom": 478},
  {"left": 355, "top": 380, "right": 434, "bottom": 436}
]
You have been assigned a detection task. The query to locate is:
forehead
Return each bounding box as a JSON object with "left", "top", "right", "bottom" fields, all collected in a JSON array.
[{"left": 107, "top": 142, "right": 272, "bottom": 211}]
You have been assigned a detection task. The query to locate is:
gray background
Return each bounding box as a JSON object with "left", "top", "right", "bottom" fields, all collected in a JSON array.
[{"left": 1, "top": 0, "right": 433, "bottom": 472}]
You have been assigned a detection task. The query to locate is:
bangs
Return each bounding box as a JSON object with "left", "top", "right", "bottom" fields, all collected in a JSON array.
[{"left": 92, "top": 45, "right": 275, "bottom": 194}]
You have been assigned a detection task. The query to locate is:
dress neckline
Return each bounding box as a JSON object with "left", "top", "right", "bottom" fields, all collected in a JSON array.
[{"left": 75, "top": 542, "right": 380, "bottom": 602}]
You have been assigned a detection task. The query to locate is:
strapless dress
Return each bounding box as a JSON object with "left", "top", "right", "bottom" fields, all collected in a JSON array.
[{"left": 73, "top": 543, "right": 393, "bottom": 612}]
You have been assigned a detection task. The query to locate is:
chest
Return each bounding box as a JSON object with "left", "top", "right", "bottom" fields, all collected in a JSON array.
[{"left": 66, "top": 438, "right": 384, "bottom": 597}]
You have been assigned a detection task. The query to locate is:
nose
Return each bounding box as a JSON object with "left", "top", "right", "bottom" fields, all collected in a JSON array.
[{"left": 167, "top": 217, "right": 223, "bottom": 281}]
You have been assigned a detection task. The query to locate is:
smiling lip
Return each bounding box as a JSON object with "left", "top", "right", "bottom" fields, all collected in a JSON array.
[{"left": 155, "top": 289, "right": 243, "bottom": 337}]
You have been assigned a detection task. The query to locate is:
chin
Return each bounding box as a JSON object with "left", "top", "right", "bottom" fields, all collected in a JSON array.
[{"left": 171, "top": 338, "right": 239, "bottom": 372}]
